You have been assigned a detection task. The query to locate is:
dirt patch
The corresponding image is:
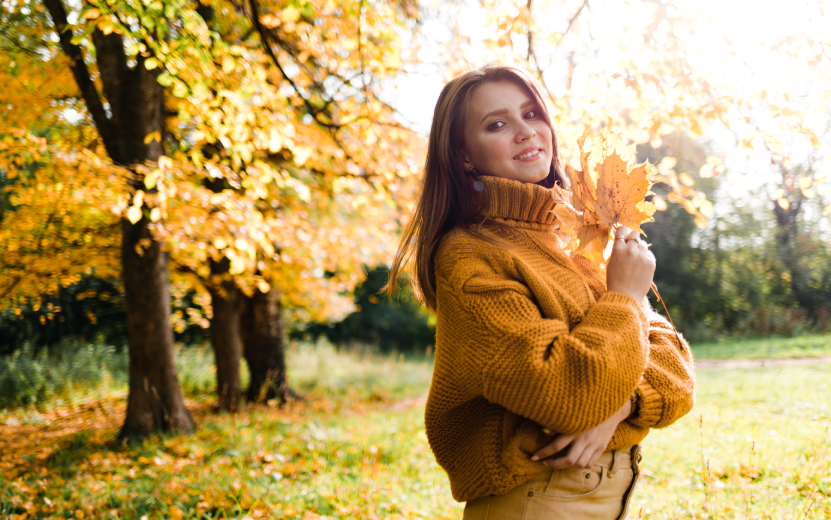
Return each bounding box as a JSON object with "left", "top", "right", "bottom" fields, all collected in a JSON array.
[{"left": 694, "top": 356, "right": 831, "bottom": 369}]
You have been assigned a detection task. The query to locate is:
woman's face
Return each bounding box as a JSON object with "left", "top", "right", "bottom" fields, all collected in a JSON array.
[{"left": 461, "top": 80, "right": 553, "bottom": 184}]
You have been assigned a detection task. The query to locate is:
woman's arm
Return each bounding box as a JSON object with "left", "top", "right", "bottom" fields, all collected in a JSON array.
[
  {"left": 531, "top": 399, "right": 632, "bottom": 469},
  {"left": 626, "top": 310, "right": 696, "bottom": 429},
  {"left": 566, "top": 227, "right": 694, "bottom": 430},
  {"left": 438, "top": 260, "right": 650, "bottom": 435}
]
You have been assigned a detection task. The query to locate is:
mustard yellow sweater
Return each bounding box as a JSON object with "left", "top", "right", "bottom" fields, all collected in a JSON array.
[{"left": 425, "top": 176, "right": 696, "bottom": 502}]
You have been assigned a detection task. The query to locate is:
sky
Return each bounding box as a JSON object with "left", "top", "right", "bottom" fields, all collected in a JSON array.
[
  {"left": 386, "top": 0, "right": 831, "bottom": 223},
  {"left": 394, "top": 0, "right": 827, "bottom": 130}
]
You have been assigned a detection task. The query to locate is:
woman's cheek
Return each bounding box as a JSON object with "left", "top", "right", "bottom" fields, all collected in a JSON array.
[{"left": 493, "top": 138, "right": 513, "bottom": 164}]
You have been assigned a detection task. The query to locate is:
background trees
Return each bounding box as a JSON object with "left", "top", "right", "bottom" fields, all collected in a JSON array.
[
  {"left": 2, "top": 0, "right": 831, "bottom": 431},
  {"left": 1, "top": 0, "right": 422, "bottom": 436},
  {"left": 412, "top": 0, "right": 831, "bottom": 340}
]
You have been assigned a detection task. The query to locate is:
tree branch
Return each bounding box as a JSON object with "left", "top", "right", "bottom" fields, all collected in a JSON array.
[
  {"left": 526, "top": 0, "right": 533, "bottom": 62},
  {"left": 565, "top": 0, "right": 588, "bottom": 35},
  {"left": 248, "top": 0, "right": 341, "bottom": 129},
  {"left": 42, "top": 0, "right": 118, "bottom": 160}
]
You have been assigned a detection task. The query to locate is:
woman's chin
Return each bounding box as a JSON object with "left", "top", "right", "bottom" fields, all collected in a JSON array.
[
  {"left": 518, "top": 170, "right": 550, "bottom": 184},
  {"left": 487, "top": 165, "right": 550, "bottom": 184}
]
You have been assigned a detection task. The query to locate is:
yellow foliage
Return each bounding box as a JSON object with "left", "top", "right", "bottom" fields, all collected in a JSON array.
[
  {"left": 0, "top": 128, "right": 124, "bottom": 306},
  {"left": 0, "top": 0, "right": 423, "bottom": 326},
  {"left": 554, "top": 127, "right": 710, "bottom": 269}
]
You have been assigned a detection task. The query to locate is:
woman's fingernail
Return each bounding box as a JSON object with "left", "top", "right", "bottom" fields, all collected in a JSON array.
[{"left": 531, "top": 455, "right": 539, "bottom": 461}]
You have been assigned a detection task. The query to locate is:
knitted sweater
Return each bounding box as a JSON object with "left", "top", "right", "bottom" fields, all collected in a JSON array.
[{"left": 425, "top": 175, "right": 696, "bottom": 502}]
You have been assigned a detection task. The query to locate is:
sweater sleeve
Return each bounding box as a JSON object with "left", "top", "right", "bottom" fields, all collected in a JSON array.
[
  {"left": 627, "top": 309, "right": 696, "bottom": 429},
  {"left": 441, "top": 261, "right": 650, "bottom": 435}
]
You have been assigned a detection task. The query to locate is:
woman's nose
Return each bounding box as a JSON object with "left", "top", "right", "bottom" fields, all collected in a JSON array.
[{"left": 515, "top": 120, "right": 536, "bottom": 141}]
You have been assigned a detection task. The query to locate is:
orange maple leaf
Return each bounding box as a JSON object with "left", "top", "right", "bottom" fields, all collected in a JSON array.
[
  {"left": 555, "top": 127, "right": 657, "bottom": 268},
  {"left": 595, "top": 153, "right": 654, "bottom": 233}
]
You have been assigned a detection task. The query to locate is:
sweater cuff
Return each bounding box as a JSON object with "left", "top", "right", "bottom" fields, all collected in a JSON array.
[
  {"left": 630, "top": 377, "right": 663, "bottom": 428},
  {"left": 599, "top": 291, "right": 643, "bottom": 309}
]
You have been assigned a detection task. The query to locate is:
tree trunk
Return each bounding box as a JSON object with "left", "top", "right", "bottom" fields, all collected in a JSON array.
[
  {"left": 208, "top": 258, "right": 242, "bottom": 412},
  {"left": 240, "top": 285, "right": 292, "bottom": 403},
  {"left": 41, "top": 2, "right": 196, "bottom": 438},
  {"left": 773, "top": 196, "right": 818, "bottom": 314},
  {"left": 120, "top": 217, "right": 195, "bottom": 437}
]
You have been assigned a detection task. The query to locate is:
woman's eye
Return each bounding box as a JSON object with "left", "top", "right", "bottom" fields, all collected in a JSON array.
[
  {"left": 487, "top": 121, "right": 505, "bottom": 131},
  {"left": 525, "top": 109, "right": 538, "bottom": 119}
]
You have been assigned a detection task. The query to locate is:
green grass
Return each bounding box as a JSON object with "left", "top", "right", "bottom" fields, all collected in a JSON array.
[
  {"left": 1, "top": 341, "right": 830, "bottom": 518},
  {"left": 0, "top": 341, "right": 219, "bottom": 409},
  {"left": 632, "top": 365, "right": 831, "bottom": 518},
  {"left": 691, "top": 334, "right": 831, "bottom": 361}
]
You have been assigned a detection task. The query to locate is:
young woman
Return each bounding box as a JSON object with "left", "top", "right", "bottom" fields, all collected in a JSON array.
[{"left": 388, "top": 64, "right": 695, "bottom": 519}]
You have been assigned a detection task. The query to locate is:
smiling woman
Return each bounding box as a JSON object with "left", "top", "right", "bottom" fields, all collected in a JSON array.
[{"left": 387, "top": 64, "right": 696, "bottom": 519}]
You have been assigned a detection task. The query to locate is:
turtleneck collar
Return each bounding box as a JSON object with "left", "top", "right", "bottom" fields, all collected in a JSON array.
[{"left": 479, "top": 175, "right": 558, "bottom": 231}]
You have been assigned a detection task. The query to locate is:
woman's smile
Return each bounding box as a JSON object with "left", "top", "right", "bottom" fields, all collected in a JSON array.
[{"left": 513, "top": 147, "right": 544, "bottom": 161}]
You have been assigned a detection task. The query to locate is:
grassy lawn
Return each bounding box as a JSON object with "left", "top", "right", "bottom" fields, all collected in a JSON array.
[
  {"left": 691, "top": 334, "right": 831, "bottom": 361},
  {"left": 0, "top": 341, "right": 829, "bottom": 518}
]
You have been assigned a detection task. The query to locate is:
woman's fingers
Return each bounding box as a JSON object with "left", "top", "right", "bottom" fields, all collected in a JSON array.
[
  {"left": 614, "top": 225, "right": 631, "bottom": 241},
  {"left": 531, "top": 434, "right": 575, "bottom": 461},
  {"left": 545, "top": 442, "right": 587, "bottom": 470},
  {"left": 612, "top": 226, "right": 644, "bottom": 251},
  {"left": 544, "top": 436, "right": 591, "bottom": 470},
  {"left": 588, "top": 447, "right": 604, "bottom": 469},
  {"left": 574, "top": 446, "right": 595, "bottom": 469},
  {"left": 543, "top": 439, "right": 608, "bottom": 470}
]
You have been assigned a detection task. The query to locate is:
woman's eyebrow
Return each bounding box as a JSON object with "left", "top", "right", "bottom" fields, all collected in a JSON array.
[{"left": 480, "top": 100, "right": 538, "bottom": 124}]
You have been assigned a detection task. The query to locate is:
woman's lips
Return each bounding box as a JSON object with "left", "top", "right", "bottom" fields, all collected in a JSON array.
[{"left": 514, "top": 148, "right": 543, "bottom": 161}]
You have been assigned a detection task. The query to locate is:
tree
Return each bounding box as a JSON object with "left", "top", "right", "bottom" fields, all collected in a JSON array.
[
  {"left": 421, "top": 0, "right": 831, "bottom": 331},
  {"left": 38, "top": 0, "right": 197, "bottom": 437},
  {"left": 1, "top": 0, "right": 422, "bottom": 426}
]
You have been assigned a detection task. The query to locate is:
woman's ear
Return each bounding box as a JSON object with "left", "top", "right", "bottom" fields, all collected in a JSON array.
[{"left": 460, "top": 149, "right": 474, "bottom": 172}]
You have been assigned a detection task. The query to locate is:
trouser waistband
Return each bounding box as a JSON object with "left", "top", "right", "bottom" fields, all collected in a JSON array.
[{"left": 594, "top": 445, "right": 642, "bottom": 477}]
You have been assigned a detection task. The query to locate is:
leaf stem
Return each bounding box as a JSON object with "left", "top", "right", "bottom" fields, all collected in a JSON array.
[{"left": 650, "top": 282, "right": 684, "bottom": 348}]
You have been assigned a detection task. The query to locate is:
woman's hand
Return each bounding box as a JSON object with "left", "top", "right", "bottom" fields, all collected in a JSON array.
[
  {"left": 531, "top": 400, "right": 632, "bottom": 470},
  {"left": 605, "top": 225, "right": 656, "bottom": 302}
]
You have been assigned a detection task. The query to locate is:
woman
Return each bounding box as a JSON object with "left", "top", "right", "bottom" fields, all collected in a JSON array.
[{"left": 388, "top": 64, "right": 695, "bottom": 519}]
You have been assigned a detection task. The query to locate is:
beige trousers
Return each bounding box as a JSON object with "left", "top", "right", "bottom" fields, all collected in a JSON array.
[{"left": 463, "top": 445, "right": 642, "bottom": 520}]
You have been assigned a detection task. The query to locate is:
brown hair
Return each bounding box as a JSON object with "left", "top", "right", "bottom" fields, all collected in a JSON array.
[{"left": 386, "top": 63, "right": 566, "bottom": 310}]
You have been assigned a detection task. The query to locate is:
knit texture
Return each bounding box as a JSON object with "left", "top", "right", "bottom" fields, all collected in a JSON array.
[{"left": 425, "top": 175, "right": 696, "bottom": 502}]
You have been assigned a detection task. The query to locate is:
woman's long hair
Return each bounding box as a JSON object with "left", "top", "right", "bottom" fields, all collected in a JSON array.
[{"left": 386, "top": 64, "right": 566, "bottom": 311}]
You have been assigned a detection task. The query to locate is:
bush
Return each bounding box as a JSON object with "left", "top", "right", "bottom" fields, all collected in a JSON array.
[
  {"left": 0, "top": 341, "right": 126, "bottom": 407},
  {"left": 0, "top": 341, "right": 217, "bottom": 409},
  {"left": 292, "top": 266, "right": 436, "bottom": 353},
  {"left": 0, "top": 275, "right": 210, "bottom": 356}
]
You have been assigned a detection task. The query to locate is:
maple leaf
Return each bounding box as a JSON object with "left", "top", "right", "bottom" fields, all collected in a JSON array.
[
  {"left": 557, "top": 127, "right": 657, "bottom": 269},
  {"left": 596, "top": 154, "right": 654, "bottom": 233}
]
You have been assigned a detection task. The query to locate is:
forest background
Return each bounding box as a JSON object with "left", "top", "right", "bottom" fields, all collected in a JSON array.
[{"left": 1, "top": 0, "right": 831, "bottom": 517}]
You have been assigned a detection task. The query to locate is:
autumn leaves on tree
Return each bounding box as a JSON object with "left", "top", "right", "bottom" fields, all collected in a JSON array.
[{"left": 2, "top": 0, "right": 420, "bottom": 437}]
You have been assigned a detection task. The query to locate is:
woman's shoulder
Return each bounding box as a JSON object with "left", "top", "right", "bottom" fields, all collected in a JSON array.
[
  {"left": 435, "top": 228, "right": 513, "bottom": 280},
  {"left": 436, "top": 227, "right": 509, "bottom": 261}
]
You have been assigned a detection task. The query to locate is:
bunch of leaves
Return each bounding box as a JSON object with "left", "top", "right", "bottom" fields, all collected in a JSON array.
[
  {"left": 552, "top": 126, "right": 712, "bottom": 265},
  {"left": 552, "top": 126, "right": 714, "bottom": 339},
  {"left": 552, "top": 126, "right": 657, "bottom": 268}
]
